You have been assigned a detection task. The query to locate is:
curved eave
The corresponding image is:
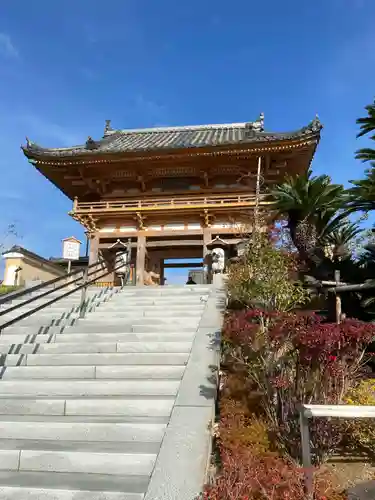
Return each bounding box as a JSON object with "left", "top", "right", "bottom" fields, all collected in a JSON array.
[{"left": 21, "top": 129, "right": 321, "bottom": 166}]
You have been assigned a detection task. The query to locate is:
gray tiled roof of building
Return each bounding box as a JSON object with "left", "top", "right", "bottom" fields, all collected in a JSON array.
[{"left": 22, "top": 115, "right": 322, "bottom": 158}]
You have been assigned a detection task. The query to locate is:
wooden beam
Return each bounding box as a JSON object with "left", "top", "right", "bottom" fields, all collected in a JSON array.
[
  {"left": 95, "top": 227, "right": 246, "bottom": 238},
  {"left": 163, "top": 262, "right": 203, "bottom": 269},
  {"left": 146, "top": 240, "right": 203, "bottom": 248},
  {"left": 136, "top": 235, "right": 146, "bottom": 286}
]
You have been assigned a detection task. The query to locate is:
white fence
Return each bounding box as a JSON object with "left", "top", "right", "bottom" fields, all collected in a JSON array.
[{"left": 299, "top": 404, "right": 375, "bottom": 498}]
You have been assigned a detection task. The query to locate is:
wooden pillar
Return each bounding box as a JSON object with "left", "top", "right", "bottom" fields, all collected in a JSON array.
[
  {"left": 203, "top": 228, "right": 212, "bottom": 285},
  {"left": 203, "top": 228, "right": 211, "bottom": 258},
  {"left": 89, "top": 234, "right": 99, "bottom": 266},
  {"left": 160, "top": 259, "right": 165, "bottom": 285},
  {"left": 254, "top": 155, "right": 263, "bottom": 230},
  {"left": 136, "top": 235, "right": 146, "bottom": 286}
]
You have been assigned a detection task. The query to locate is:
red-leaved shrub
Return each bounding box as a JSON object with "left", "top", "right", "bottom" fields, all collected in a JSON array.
[
  {"left": 199, "top": 448, "right": 345, "bottom": 500},
  {"left": 222, "top": 309, "right": 375, "bottom": 464}
]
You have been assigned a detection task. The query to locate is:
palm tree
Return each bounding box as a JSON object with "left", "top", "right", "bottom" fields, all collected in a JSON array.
[
  {"left": 355, "top": 100, "right": 375, "bottom": 165},
  {"left": 346, "top": 167, "right": 375, "bottom": 214},
  {"left": 322, "top": 222, "right": 363, "bottom": 260},
  {"left": 268, "top": 169, "right": 345, "bottom": 266}
]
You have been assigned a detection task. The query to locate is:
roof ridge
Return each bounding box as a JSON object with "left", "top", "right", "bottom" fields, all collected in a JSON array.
[{"left": 104, "top": 122, "right": 248, "bottom": 136}]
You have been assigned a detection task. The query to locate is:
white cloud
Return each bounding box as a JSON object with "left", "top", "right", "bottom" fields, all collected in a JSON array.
[
  {"left": 16, "top": 114, "right": 83, "bottom": 147},
  {"left": 0, "top": 33, "right": 19, "bottom": 59},
  {"left": 134, "top": 94, "right": 167, "bottom": 125}
]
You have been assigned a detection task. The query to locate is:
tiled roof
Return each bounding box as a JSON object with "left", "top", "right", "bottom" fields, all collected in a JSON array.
[
  {"left": 2, "top": 246, "right": 66, "bottom": 273},
  {"left": 22, "top": 116, "right": 322, "bottom": 159}
]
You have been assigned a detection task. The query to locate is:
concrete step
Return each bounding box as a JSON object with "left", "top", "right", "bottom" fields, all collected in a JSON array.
[
  {"left": 0, "top": 472, "right": 146, "bottom": 497},
  {"left": 1, "top": 322, "right": 198, "bottom": 335},
  {"left": 2, "top": 325, "right": 76, "bottom": 335},
  {"left": 0, "top": 398, "right": 174, "bottom": 417},
  {"left": 2, "top": 365, "right": 185, "bottom": 380},
  {"left": 0, "top": 448, "right": 156, "bottom": 476},
  {"left": 0, "top": 380, "right": 180, "bottom": 396},
  {"left": 0, "top": 341, "right": 192, "bottom": 354},
  {"left": 1, "top": 297, "right": 93, "bottom": 312},
  {"left": 0, "top": 331, "right": 195, "bottom": 344},
  {"left": 6, "top": 317, "right": 72, "bottom": 328},
  {"left": 2, "top": 314, "right": 72, "bottom": 326},
  {"left": 106, "top": 297, "right": 208, "bottom": 305},
  {"left": 0, "top": 300, "right": 79, "bottom": 312},
  {"left": 0, "top": 284, "right": 212, "bottom": 499},
  {"left": 120, "top": 287, "right": 210, "bottom": 294},
  {"left": 0, "top": 420, "right": 166, "bottom": 444},
  {"left": 4, "top": 352, "right": 189, "bottom": 366},
  {"left": 132, "top": 324, "right": 198, "bottom": 333},
  {"left": 0, "top": 292, "right": 108, "bottom": 314},
  {"left": 83, "top": 312, "right": 203, "bottom": 321},
  {"left": 0, "top": 485, "right": 144, "bottom": 500},
  {"left": 0, "top": 438, "right": 160, "bottom": 454},
  {"left": 79, "top": 317, "right": 201, "bottom": 326},
  {"left": 92, "top": 305, "right": 206, "bottom": 312}
]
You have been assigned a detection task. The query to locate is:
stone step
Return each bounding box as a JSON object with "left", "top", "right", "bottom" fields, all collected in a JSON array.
[
  {"left": 0, "top": 380, "right": 180, "bottom": 396},
  {"left": 1, "top": 297, "right": 96, "bottom": 311},
  {"left": 0, "top": 415, "right": 170, "bottom": 424},
  {"left": 93, "top": 305, "right": 206, "bottom": 312},
  {"left": 4, "top": 352, "right": 189, "bottom": 366},
  {"left": 107, "top": 298, "right": 208, "bottom": 305},
  {"left": 0, "top": 472, "right": 146, "bottom": 497},
  {"left": 0, "top": 283, "right": 213, "bottom": 499},
  {"left": 120, "top": 287, "right": 210, "bottom": 294},
  {"left": 84, "top": 312, "right": 203, "bottom": 321},
  {"left": 0, "top": 398, "right": 174, "bottom": 417},
  {"left": 2, "top": 365, "right": 185, "bottom": 380},
  {"left": 0, "top": 293, "right": 107, "bottom": 313},
  {"left": 0, "top": 300, "right": 79, "bottom": 314},
  {"left": 0, "top": 448, "right": 156, "bottom": 476},
  {"left": 0, "top": 420, "right": 166, "bottom": 444},
  {"left": 1, "top": 314, "right": 72, "bottom": 326},
  {"left": 5, "top": 317, "right": 72, "bottom": 328},
  {"left": 1, "top": 322, "right": 198, "bottom": 335},
  {"left": 0, "top": 438, "right": 160, "bottom": 454},
  {"left": 0, "top": 486, "right": 143, "bottom": 500},
  {"left": 0, "top": 331, "right": 195, "bottom": 344},
  {"left": 2, "top": 325, "right": 75, "bottom": 335},
  {"left": 132, "top": 324, "right": 198, "bottom": 333},
  {"left": 0, "top": 341, "right": 192, "bottom": 354},
  {"left": 79, "top": 317, "right": 201, "bottom": 325}
]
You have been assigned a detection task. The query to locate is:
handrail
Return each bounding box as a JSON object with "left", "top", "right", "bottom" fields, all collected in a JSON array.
[
  {"left": 0, "top": 259, "right": 106, "bottom": 318},
  {"left": 0, "top": 258, "right": 105, "bottom": 307},
  {"left": 0, "top": 245, "right": 131, "bottom": 331},
  {"left": 0, "top": 258, "right": 126, "bottom": 331}
]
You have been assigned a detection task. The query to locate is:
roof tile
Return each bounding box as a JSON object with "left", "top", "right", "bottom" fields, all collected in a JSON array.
[{"left": 22, "top": 118, "right": 322, "bottom": 159}]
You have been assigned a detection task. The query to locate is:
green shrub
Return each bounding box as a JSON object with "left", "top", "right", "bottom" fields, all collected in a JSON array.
[
  {"left": 0, "top": 285, "right": 18, "bottom": 296},
  {"left": 227, "top": 231, "right": 309, "bottom": 311}
]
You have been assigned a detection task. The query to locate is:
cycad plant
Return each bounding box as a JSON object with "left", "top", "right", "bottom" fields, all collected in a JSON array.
[
  {"left": 355, "top": 100, "right": 375, "bottom": 166},
  {"left": 268, "top": 169, "right": 345, "bottom": 267}
]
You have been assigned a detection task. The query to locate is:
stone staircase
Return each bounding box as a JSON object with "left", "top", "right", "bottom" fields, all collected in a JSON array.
[{"left": 0, "top": 284, "right": 221, "bottom": 500}]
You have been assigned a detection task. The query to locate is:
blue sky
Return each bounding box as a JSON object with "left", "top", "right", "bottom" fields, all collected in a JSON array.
[{"left": 0, "top": 0, "right": 374, "bottom": 283}]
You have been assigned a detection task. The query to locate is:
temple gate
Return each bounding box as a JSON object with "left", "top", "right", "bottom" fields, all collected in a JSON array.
[{"left": 22, "top": 114, "right": 322, "bottom": 285}]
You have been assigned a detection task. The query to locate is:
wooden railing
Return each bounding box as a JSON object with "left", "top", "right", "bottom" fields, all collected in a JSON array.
[{"left": 72, "top": 194, "right": 270, "bottom": 213}]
